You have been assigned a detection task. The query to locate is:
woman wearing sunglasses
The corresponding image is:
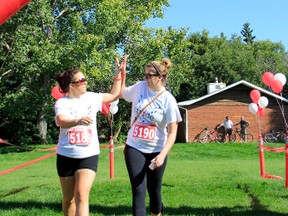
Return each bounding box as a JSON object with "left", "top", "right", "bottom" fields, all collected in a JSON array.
[
  {"left": 120, "top": 58, "right": 182, "bottom": 216},
  {"left": 54, "top": 55, "right": 128, "bottom": 216}
]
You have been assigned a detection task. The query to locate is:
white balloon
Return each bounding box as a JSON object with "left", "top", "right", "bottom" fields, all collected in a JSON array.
[
  {"left": 258, "top": 96, "right": 269, "bottom": 108},
  {"left": 275, "top": 73, "right": 287, "bottom": 86},
  {"left": 111, "top": 99, "right": 119, "bottom": 107},
  {"left": 248, "top": 103, "right": 258, "bottom": 115},
  {"left": 110, "top": 105, "right": 118, "bottom": 115},
  {"left": 110, "top": 103, "right": 116, "bottom": 109}
]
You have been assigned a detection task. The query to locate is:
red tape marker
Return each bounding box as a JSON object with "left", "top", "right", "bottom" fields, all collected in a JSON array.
[
  {"left": 0, "top": 152, "right": 56, "bottom": 176},
  {"left": 0, "top": 139, "right": 114, "bottom": 179}
]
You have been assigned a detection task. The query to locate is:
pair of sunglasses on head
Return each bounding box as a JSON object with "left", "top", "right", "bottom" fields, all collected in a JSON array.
[{"left": 145, "top": 63, "right": 165, "bottom": 80}]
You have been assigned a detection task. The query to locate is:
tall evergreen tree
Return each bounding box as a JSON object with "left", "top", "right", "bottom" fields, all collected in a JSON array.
[{"left": 241, "top": 22, "right": 256, "bottom": 44}]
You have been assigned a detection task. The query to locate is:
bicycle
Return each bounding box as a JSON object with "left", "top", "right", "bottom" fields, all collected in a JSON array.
[
  {"left": 198, "top": 128, "right": 226, "bottom": 143},
  {"left": 264, "top": 129, "right": 286, "bottom": 143},
  {"left": 231, "top": 128, "right": 254, "bottom": 143}
]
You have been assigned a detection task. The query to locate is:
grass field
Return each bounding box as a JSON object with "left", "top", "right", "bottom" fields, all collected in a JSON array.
[{"left": 0, "top": 142, "right": 288, "bottom": 216}]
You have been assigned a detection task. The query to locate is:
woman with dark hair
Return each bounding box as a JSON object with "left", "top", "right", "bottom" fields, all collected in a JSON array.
[
  {"left": 54, "top": 55, "right": 128, "bottom": 216},
  {"left": 120, "top": 58, "right": 182, "bottom": 216}
]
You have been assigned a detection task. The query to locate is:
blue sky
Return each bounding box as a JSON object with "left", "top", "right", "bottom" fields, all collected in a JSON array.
[{"left": 145, "top": 0, "right": 288, "bottom": 51}]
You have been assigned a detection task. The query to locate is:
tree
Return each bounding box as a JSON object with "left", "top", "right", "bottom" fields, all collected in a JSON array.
[{"left": 241, "top": 22, "right": 256, "bottom": 44}]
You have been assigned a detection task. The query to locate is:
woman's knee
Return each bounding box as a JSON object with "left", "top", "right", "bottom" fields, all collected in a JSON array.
[
  {"left": 74, "top": 188, "right": 90, "bottom": 203},
  {"left": 62, "top": 195, "right": 75, "bottom": 209}
]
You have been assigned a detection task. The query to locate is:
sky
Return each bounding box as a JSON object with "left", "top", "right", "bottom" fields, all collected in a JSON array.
[{"left": 145, "top": 0, "right": 288, "bottom": 51}]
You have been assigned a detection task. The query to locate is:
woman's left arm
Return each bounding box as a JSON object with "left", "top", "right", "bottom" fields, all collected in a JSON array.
[{"left": 151, "top": 121, "right": 178, "bottom": 168}]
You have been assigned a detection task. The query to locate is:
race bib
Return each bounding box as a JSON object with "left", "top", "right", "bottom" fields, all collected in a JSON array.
[
  {"left": 132, "top": 123, "right": 156, "bottom": 141},
  {"left": 68, "top": 127, "right": 92, "bottom": 145}
]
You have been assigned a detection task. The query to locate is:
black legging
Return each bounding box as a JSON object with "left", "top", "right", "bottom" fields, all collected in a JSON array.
[{"left": 124, "top": 144, "right": 167, "bottom": 216}]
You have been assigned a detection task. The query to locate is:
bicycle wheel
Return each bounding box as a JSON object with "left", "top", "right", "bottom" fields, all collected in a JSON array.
[
  {"left": 280, "top": 133, "right": 286, "bottom": 143},
  {"left": 216, "top": 133, "right": 226, "bottom": 143},
  {"left": 199, "top": 135, "right": 209, "bottom": 144},
  {"left": 264, "top": 133, "right": 276, "bottom": 143},
  {"left": 243, "top": 134, "right": 253, "bottom": 143},
  {"left": 231, "top": 133, "right": 236, "bottom": 142}
]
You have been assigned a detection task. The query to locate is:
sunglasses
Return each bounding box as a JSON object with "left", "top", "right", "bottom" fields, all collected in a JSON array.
[
  {"left": 72, "top": 78, "right": 87, "bottom": 84},
  {"left": 145, "top": 73, "right": 159, "bottom": 79}
]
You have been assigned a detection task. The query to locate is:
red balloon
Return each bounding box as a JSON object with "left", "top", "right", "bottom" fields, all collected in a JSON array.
[
  {"left": 101, "top": 103, "right": 111, "bottom": 115},
  {"left": 271, "top": 80, "right": 283, "bottom": 94},
  {"left": 51, "top": 86, "right": 66, "bottom": 100},
  {"left": 0, "top": 0, "right": 31, "bottom": 26},
  {"left": 262, "top": 72, "right": 275, "bottom": 87},
  {"left": 250, "top": 89, "right": 261, "bottom": 103},
  {"left": 257, "top": 107, "right": 265, "bottom": 117}
]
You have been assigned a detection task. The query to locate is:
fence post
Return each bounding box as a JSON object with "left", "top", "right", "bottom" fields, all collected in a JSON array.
[
  {"left": 285, "top": 131, "right": 288, "bottom": 188},
  {"left": 259, "top": 134, "right": 265, "bottom": 178},
  {"left": 109, "top": 136, "right": 114, "bottom": 180}
]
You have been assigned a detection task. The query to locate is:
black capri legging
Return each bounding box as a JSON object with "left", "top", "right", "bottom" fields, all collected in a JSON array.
[{"left": 124, "top": 145, "right": 167, "bottom": 216}]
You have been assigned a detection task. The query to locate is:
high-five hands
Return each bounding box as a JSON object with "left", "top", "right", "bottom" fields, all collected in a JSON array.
[{"left": 116, "top": 54, "right": 129, "bottom": 74}]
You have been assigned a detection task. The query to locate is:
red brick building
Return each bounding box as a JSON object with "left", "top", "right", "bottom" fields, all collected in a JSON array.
[{"left": 176, "top": 80, "right": 288, "bottom": 143}]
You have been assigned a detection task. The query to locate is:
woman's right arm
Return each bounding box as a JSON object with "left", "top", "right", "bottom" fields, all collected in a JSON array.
[
  {"left": 119, "top": 68, "right": 126, "bottom": 99},
  {"left": 56, "top": 114, "right": 92, "bottom": 128}
]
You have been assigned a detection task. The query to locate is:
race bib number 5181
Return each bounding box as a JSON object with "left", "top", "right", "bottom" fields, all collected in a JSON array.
[
  {"left": 68, "top": 127, "right": 92, "bottom": 145},
  {"left": 132, "top": 123, "right": 156, "bottom": 141}
]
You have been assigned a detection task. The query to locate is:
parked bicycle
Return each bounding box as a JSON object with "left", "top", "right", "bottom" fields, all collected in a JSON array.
[
  {"left": 264, "top": 129, "right": 286, "bottom": 143},
  {"left": 198, "top": 127, "right": 226, "bottom": 143},
  {"left": 231, "top": 128, "right": 254, "bottom": 143}
]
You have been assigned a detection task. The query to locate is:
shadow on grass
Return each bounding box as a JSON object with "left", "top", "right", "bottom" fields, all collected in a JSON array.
[
  {"left": 0, "top": 201, "right": 62, "bottom": 213},
  {"left": 0, "top": 201, "right": 286, "bottom": 215},
  {"left": 0, "top": 146, "right": 32, "bottom": 154},
  {"left": 0, "top": 186, "right": 31, "bottom": 198}
]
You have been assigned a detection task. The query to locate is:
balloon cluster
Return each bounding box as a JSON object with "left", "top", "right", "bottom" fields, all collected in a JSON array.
[
  {"left": 102, "top": 99, "right": 119, "bottom": 115},
  {"left": 248, "top": 72, "right": 287, "bottom": 117},
  {"left": 262, "top": 72, "right": 286, "bottom": 94},
  {"left": 249, "top": 90, "right": 268, "bottom": 117}
]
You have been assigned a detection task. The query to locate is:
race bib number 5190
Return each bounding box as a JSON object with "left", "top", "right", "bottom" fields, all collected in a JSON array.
[
  {"left": 132, "top": 123, "right": 156, "bottom": 141},
  {"left": 68, "top": 127, "right": 92, "bottom": 145}
]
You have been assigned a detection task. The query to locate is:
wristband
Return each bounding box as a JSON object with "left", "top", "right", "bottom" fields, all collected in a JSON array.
[{"left": 114, "top": 77, "right": 121, "bottom": 81}]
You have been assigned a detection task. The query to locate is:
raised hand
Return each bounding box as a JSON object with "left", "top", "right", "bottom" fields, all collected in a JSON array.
[{"left": 116, "top": 54, "right": 129, "bottom": 74}]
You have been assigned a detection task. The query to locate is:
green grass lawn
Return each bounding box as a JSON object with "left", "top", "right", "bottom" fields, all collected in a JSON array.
[{"left": 0, "top": 142, "right": 288, "bottom": 216}]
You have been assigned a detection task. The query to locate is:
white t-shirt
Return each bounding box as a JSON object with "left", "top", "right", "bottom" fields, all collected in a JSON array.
[
  {"left": 223, "top": 119, "right": 233, "bottom": 129},
  {"left": 54, "top": 92, "right": 103, "bottom": 158},
  {"left": 122, "top": 81, "right": 182, "bottom": 153}
]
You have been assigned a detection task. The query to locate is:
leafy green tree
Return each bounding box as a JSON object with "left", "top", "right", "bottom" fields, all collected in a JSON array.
[
  {"left": 0, "top": 0, "right": 170, "bottom": 145},
  {"left": 124, "top": 26, "right": 190, "bottom": 93}
]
